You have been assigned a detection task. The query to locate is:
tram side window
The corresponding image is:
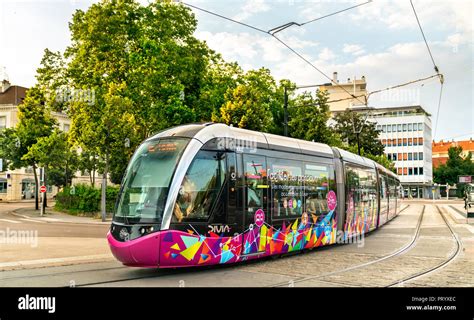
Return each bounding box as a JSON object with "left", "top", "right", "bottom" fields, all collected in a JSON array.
[
  {"left": 304, "top": 163, "right": 334, "bottom": 218},
  {"left": 345, "top": 164, "right": 377, "bottom": 223},
  {"left": 173, "top": 151, "right": 226, "bottom": 223},
  {"left": 379, "top": 174, "right": 388, "bottom": 212},
  {"left": 269, "top": 158, "right": 303, "bottom": 218},
  {"left": 244, "top": 155, "right": 267, "bottom": 214}
]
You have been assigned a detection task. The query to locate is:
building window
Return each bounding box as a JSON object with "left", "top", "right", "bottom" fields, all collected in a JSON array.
[
  {"left": 414, "top": 153, "right": 418, "bottom": 160},
  {"left": 403, "top": 124, "right": 407, "bottom": 132},
  {"left": 403, "top": 168, "right": 408, "bottom": 175},
  {"left": 393, "top": 153, "right": 397, "bottom": 161},
  {"left": 388, "top": 154, "right": 392, "bottom": 160},
  {"left": 408, "top": 168, "right": 413, "bottom": 175},
  {"left": 414, "top": 168, "right": 418, "bottom": 175},
  {"left": 398, "top": 124, "right": 402, "bottom": 132},
  {"left": 398, "top": 168, "right": 403, "bottom": 175},
  {"left": 382, "top": 125, "right": 387, "bottom": 133},
  {"left": 408, "top": 124, "right": 412, "bottom": 132},
  {"left": 419, "top": 167, "right": 424, "bottom": 175},
  {"left": 403, "top": 138, "right": 407, "bottom": 146},
  {"left": 0, "top": 179, "right": 7, "bottom": 193},
  {"left": 418, "top": 123, "right": 423, "bottom": 131},
  {"left": 403, "top": 153, "right": 408, "bottom": 161},
  {"left": 392, "top": 139, "right": 396, "bottom": 146},
  {"left": 0, "top": 116, "right": 6, "bottom": 130},
  {"left": 398, "top": 139, "right": 402, "bottom": 146},
  {"left": 408, "top": 153, "right": 412, "bottom": 160},
  {"left": 418, "top": 138, "right": 423, "bottom": 146},
  {"left": 413, "top": 139, "right": 418, "bottom": 146},
  {"left": 387, "top": 125, "right": 392, "bottom": 133},
  {"left": 398, "top": 153, "right": 402, "bottom": 161},
  {"left": 419, "top": 152, "right": 423, "bottom": 160},
  {"left": 382, "top": 139, "right": 387, "bottom": 146},
  {"left": 408, "top": 138, "right": 412, "bottom": 146},
  {"left": 392, "top": 125, "right": 396, "bottom": 132},
  {"left": 388, "top": 140, "right": 392, "bottom": 147},
  {"left": 377, "top": 125, "right": 382, "bottom": 131}
]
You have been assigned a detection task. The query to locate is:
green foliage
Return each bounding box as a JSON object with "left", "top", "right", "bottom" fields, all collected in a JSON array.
[
  {"left": 213, "top": 68, "right": 279, "bottom": 132},
  {"left": 288, "top": 89, "right": 339, "bottom": 145},
  {"left": 434, "top": 146, "right": 474, "bottom": 196},
  {"left": 55, "top": 184, "right": 120, "bottom": 214},
  {"left": 332, "top": 110, "right": 385, "bottom": 157},
  {"left": 23, "top": 130, "right": 79, "bottom": 188}
]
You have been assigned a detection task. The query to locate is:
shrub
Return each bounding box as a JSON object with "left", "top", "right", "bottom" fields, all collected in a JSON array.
[{"left": 55, "top": 184, "right": 120, "bottom": 215}]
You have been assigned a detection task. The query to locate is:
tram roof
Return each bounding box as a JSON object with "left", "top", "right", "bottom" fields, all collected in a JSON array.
[{"left": 148, "top": 123, "right": 334, "bottom": 157}]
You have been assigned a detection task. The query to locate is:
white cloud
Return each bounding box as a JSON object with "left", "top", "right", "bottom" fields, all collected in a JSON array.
[
  {"left": 343, "top": 44, "right": 365, "bottom": 56},
  {"left": 233, "top": 0, "right": 270, "bottom": 21},
  {"left": 318, "top": 47, "right": 336, "bottom": 61},
  {"left": 349, "top": 0, "right": 473, "bottom": 33}
]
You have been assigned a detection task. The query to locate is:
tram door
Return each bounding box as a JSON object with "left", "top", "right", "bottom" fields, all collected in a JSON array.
[{"left": 242, "top": 154, "right": 268, "bottom": 255}]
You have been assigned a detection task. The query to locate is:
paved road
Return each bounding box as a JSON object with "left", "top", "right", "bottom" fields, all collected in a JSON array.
[
  {"left": 0, "top": 202, "right": 472, "bottom": 287},
  {"left": 0, "top": 203, "right": 109, "bottom": 238},
  {"left": 0, "top": 203, "right": 112, "bottom": 270}
]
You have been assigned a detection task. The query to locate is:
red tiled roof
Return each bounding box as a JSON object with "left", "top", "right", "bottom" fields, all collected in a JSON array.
[{"left": 432, "top": 139, "right": 474, "bottom": 154}]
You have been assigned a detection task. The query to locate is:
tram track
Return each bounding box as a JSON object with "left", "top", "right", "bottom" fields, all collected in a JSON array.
[
  {"left": 385, "top": 205, "right": 462, "bottom": 287},
  {"left": 269, "top": 204, "right": 421, "bottom": 287}
]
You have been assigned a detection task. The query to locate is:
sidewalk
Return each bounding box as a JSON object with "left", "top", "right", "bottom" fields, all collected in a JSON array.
[{"left": 11, "top": 207, "right": 112, "bottom": 225}]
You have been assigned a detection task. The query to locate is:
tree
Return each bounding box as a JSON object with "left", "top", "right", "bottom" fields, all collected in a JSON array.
[
  {"left": 288, "top": 89, "right": 340, "bottom": 145},
  {"left": 35, "top": 49, "right": 68, "bottom": 112},
  {"left": 332, "top": 110, "right": 385, "bottom": 157},
  {"left": 214, "top": 68, "right": 277, "bottom": 132},
  {"left": 434, "top": 146, "right": 474, "bottom": 196},
  {"left": 8, "top": 87, "right": 56, "bottom": 209},
  {"left": 65, "top": 0, "right": 215, "bottom": 219},
  {"left": 23, "top": 130, "right": 78, "bottom": 189},
  {"left": 198, "top": 53, "right": 243, "bottom": 122}
]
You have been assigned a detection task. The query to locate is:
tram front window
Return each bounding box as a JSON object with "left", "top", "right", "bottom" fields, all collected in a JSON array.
[{"left": 114, "top": 138, "right": 190, "bottom": 224}]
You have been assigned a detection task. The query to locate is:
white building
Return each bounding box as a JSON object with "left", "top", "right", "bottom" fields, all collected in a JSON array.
[{"left": 365, "top": 106, "right": 433, "bottom": 199}]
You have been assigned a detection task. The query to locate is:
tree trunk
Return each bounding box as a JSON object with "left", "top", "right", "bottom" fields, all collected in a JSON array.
[
  {"left": 33, "top": 164, "right": 39, "bottom": 210},
  {"left": 101, "top": 154, "right": 108, "bottom": 222}
]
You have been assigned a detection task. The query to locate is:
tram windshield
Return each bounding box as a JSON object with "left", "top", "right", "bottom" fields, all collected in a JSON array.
[{"left": 114, "top": 138, "right": 190, "bottom": 224}]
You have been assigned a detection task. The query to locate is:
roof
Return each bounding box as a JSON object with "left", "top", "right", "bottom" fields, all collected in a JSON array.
[
  {"left": 148, "top": 123, "right": 334, "bottom": 158},
  {"left": 0, "top": 85, "right": 27, "bottom": 106},
  {"left": 338, "top": 105, "right": 431, "bottom": 117},
  {"left": 432, "top": 139, "right": 474, "bottom": 154}
]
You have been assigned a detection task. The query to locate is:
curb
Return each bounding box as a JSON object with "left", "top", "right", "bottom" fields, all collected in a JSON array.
[
  {"left": 9, "top": 209, "right": 112, "bottom": 226},
  {"left": 0, "top": 254, "right": 115, "bottom": 272}
]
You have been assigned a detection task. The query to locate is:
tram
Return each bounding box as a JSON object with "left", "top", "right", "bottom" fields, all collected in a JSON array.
[{"left": 107, "top": 123, "right": 402, "bottom": 268}]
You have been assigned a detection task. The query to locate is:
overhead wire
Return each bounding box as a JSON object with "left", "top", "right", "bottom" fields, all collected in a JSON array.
[
  {"left": 410, "top": 0, "right": 444, "bottom": 139},
  {"left": 181, "top": 1, "right": 369, "bottom": 106}
]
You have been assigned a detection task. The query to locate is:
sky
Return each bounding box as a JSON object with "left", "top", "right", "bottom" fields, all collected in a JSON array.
[{"left": 0, "top": 0, "right": 472, "bottom": 141}]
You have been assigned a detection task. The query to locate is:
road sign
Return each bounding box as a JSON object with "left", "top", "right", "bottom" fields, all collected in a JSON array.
[
  {"left": 40, "top": 185, "right": 47, "bottom": 193},
  {"left": 459, "top": 176, "right": 472, "bottom": 183}
]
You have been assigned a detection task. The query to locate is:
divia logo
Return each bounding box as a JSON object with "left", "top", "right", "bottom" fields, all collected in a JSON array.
[{"left": 18, "top": 294, "right": 55, "bottom": 314}]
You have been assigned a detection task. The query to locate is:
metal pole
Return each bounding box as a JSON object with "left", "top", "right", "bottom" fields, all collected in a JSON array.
[
  {"left": 40, "top": 168, "right": 45, "bottom": 217},
  {"left": 284, "top": 86, "right": 288, "bottom": 137},
  {"left": 356, "top": 132, "right": 361, "bottom": 156}
]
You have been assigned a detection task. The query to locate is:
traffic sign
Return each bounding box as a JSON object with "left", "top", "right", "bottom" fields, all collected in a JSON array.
[
  {"left": 459, "top": 176, "right": 472, "bottom": 183},
  {"left": 40, "top": 185, "right": 47, "bottom": 193}
]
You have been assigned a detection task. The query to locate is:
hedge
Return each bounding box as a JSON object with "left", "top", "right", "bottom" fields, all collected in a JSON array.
[{"left": 55, "top": 184, "right": 120, "bottom": 215}]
